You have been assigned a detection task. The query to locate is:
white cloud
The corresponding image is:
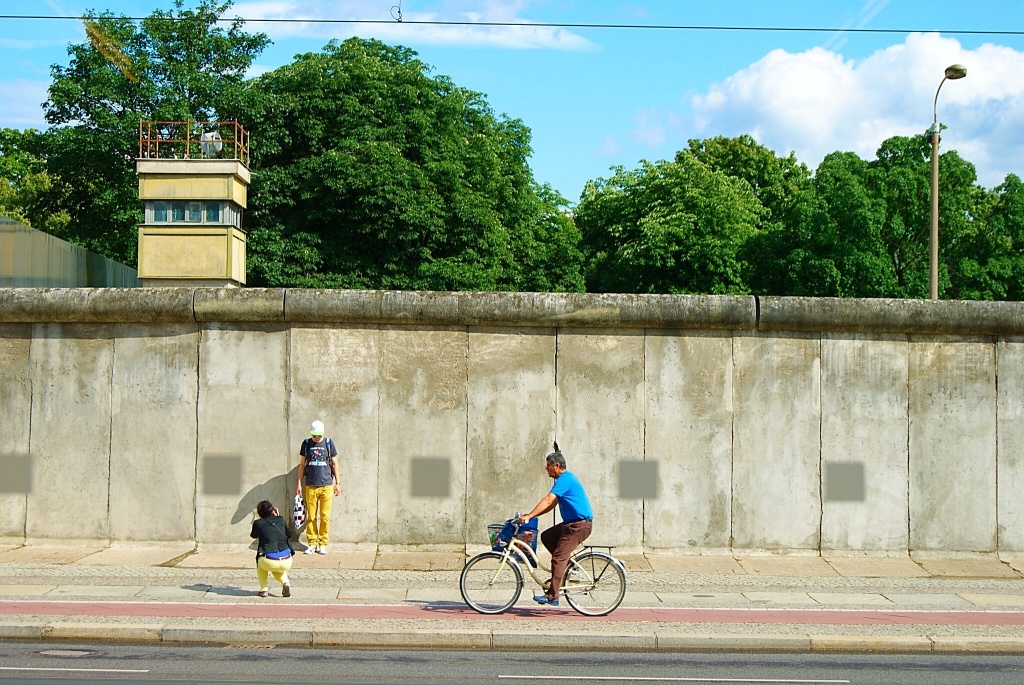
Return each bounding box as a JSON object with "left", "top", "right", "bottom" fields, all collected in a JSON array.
[
  {"left": 630, "top": 107, "right": 684, "bottom": 147},
  {"left": 595, "top": 134, "right": 618, "bottom": 156},
  {"left": 230, "top": 0, "right": 595, "bottom": 50},
  {"left": 0, "top": 80, "right": 49, "bottom": 129},
  {"left": 689, "top": 32, "right": 1024, "bottom": 187}
]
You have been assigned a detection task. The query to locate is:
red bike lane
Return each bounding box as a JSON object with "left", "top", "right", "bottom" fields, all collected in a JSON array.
[{"left": 1, "top": 601, "right": 1023, "bottom": 625}]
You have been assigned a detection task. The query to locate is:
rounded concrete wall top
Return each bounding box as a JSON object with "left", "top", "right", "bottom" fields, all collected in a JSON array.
[{"left": 2, "top": 288, "right": 1023, "bottom": 335}]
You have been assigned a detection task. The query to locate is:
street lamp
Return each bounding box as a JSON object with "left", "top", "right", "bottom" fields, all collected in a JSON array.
[{"left": 929, "top": 63, "right": 967, "bottom": 300}]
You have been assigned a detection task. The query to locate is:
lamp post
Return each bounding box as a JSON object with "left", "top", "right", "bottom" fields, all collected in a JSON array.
[{"left": 929, "top": 63, "right": 967, "bottom": 300}]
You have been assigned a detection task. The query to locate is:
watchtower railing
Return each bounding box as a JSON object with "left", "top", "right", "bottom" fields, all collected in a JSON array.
[{"left": 138, "top": 120, "right": 250, "bottom": 167}]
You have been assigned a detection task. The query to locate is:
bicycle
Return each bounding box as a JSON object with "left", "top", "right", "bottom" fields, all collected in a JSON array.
[{"left": 459, "top": 514, "right": 627, "bottom": 616}]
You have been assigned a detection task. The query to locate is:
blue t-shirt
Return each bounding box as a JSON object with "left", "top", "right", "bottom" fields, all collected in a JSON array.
[
  {"left": 550, "top": 471, "right": 593, "bottom": 523},
  {"left": 300, "top": 437, "right": 337, "bottom": 487}
]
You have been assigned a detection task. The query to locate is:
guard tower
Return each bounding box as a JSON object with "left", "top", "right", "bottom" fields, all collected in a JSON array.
[{"left": 136, "top": 121, "right": 250, "bottom": 287}]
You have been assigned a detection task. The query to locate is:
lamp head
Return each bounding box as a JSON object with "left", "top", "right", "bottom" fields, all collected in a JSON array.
[{"left": 945, "top": 64, "right": 967, "bottom": 80}]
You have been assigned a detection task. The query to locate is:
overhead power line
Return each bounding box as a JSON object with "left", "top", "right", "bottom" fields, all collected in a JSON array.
[{"left": 0, "top": 15, "right": 1022, "bottom": 37}]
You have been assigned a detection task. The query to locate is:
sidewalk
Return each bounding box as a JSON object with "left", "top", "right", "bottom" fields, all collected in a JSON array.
[{"left": 1, "top": 545, "right": 1022, "bottom": 653}]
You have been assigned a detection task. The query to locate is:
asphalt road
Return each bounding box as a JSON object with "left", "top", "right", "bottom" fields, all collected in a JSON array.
[{"left": 0, "top": 642, "right": 1022, "bottom": 685}]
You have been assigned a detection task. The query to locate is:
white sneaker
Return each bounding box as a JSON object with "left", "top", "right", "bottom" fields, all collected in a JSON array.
[
  {"left": 303, "top": 547, "right": 316, "bottom": 555},
  {"left": 316, "top": 546, "right": 327, "bottom": 555}
]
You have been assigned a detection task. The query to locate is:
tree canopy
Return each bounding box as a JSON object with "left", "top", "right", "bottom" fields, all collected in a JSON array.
[
  {"left": 240, "top": 38, "right": 582, "bottom": 291},
  {"left": 5, "top": 1, "right": 1024, "bottom": 300}
]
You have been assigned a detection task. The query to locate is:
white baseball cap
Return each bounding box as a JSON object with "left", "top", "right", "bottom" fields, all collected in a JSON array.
[{"left": 310, "top": 420, "right": 325, "bottom": 436}]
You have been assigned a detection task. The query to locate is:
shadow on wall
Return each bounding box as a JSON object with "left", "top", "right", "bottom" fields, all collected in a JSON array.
[{"left": 230, "top": 467, "right": 300, "bottom": 526}]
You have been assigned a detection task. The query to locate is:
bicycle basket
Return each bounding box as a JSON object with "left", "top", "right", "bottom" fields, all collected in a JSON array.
[{"left": 488, "top": 519, "right": 539, "bottom": 553}]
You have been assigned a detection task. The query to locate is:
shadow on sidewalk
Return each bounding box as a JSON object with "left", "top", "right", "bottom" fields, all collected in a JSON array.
[
  {"left": 414, "top": 600, "right": 563, "bottom": 618},
  {"left": 183, "top": 583, "right": 253, "bottom": 597}
]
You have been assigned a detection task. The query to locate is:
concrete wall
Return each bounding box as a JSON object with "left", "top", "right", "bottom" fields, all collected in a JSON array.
[{"left": 1, "top": 288, "right": 1023, "bottom": 556}]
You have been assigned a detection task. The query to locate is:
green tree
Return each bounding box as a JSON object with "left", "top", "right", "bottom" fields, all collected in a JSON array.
[
  {"left": 240, "top": 38, "right": 582, "bottom": 291},
  {"left": 574, "top": 153, "right": 764, "bottom": 294},
  {"left": 37, "top": 0, "right": 268, "bottom": 263},
  {"left": 0, "top": 128, "right": 71, "bottom": 234},
  {"left": 684, "top": 135, "right": 817, "bottom": 295},
  {"left": 947, "top": 173, "right": 1024, "bottom": 301}
]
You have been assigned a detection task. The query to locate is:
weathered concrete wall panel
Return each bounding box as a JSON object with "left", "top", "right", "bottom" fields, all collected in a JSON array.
[
  {"left": 909, "top": 339, "right": 997, "bottom": 552},
  {"left": 27, "top": 324, "right": 113, "bottom": 543},
  {"left": 6, "top": 289, "right": 1024, "bottom": 554},
  {"left": 196, "top": 324, "right": 289, "bottom": 545},
  {"left": 820, "top": 335, "right": 909, "bottom": 553},
  {"left": 109, "top": 325, "right": 198, "bottom": 542},
  {"left": 289, "top": 325, "right": 380, "bottom": 547},
  {"left": 644, "top": 331, "right": 733, "bottom": 551},
  {"left": 466, "top": 328, "right": 555, "bottom": 545},
  {"left": 996, "top": 341, "right": 1024, "bottom": 552},
  {"left": 732, "top": 333, "right": 821, "bottom": 550},
  {"left": 557, "top": 329, "right": 645, "bottom": 549},
  {"left": 0, "top": 325, "right": 31, "bottom": 541},
  {"left": 377, "top": 327, "right": 467, "bottom": 549}
]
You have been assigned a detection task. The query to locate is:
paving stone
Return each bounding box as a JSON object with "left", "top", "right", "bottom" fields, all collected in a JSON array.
[
  {"left": 825, "top": 557, "right": 930, "bottom": 578},
  {"left": 655, "top": 592, "right": 750, "bottom": 607},
  {"left": 744, "top": 592, "right": 819, "bottom": 605},
  {"left": 374, "top": 552, "right": 464, "bottom": 571},
  {"left": 45, "top": 585, "right": 145, "bottom": 597},
  {"left": 615, "top": 554, "right": 653, "bottom": 572},
  {"left": 0, "top": 546, "right": 105, "bottom": 564},
  {"left": 808, "top": 593, "right": 894, "bottom": 606},
  {"left": 737, "top": 556, "right": 838, "bottom": 577},
  {"left": 882, "top": 593, "right": 974, "bottom": 608},
  {"left": 76, "top": 546, "right": 194, "bottom": 567},
  {"left": 135, "top": 586, "right": 210, "bottom": 600},
  {"left": 621, "top": 591, "right": 661, "bottom": 606},
  {"left": 958, "top": 593, "right": 1024, "bottom": 607},
  {"left": 913, "top": 558, "right": 1020, "bottom": 578},
  {"left": 335, "top": 588, "right": 407, "bottom": 602},
  {"left": 0, "top": 584, "right": 56, "bottom": 596},
  {"left": 406, "top": 588, "right": 466, "bottom": 604},
  {"left": 647, "top": 555, "right": 745, "bottom": 574},
  {"left": 175, "top": 550, "right": 252, "bottom": 569},
  {"left": 1000, "top": 558, "right": 1024, "bottom": 574}
]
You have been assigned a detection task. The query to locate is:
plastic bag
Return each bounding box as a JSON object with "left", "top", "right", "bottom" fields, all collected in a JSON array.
[{"left": 292, "top": 493, "right": 306, "bottom": 529}]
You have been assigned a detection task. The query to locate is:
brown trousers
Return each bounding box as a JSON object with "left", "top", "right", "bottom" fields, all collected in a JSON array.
[{"left": 541, "top": 519, "right": 593, "bottom": 599}]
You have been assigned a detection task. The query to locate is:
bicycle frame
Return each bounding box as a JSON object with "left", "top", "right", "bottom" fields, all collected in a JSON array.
[
  {"left": 492, "top": 536, "right": 549, "bottom": 589},
  {"left": 490, "top": 531, "right": 625, "bottom": 597}
]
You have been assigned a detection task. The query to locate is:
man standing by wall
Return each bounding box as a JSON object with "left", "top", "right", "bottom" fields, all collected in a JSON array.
[{"left": 296, "top": 420, "right": 339, "bottom": 554}]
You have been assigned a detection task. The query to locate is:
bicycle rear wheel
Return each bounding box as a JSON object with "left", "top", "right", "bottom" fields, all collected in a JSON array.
[
  {"left": 460, "top": 552, "right": 523, "bottom": 614},
  {"left": 561, "top": 551, "right": 626, "bottom": 616}
]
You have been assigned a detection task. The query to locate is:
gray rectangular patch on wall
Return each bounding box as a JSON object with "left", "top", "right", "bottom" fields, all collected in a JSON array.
[
  {"left": 619, "top": 460, "right": 658, "bottom": 499},
  {"left": 824, "top": 462, "right": 866, "bottom": 502},
  {"left": 203, "top": 455, "right": 243, "bottom": 496},
  {"left": 0, "top": 455, "right": 31, "bottom": 493},
  {"left": 411, "top": 457, "right": 450, "bottom": 498}
]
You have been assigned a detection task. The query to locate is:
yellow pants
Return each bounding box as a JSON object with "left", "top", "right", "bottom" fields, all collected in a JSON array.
[
  {"left": 256, "top": 555, "right": 292, "bottom": 591},
  {"left": 304, "top": 484, "right": 334, "bottom": 547}
]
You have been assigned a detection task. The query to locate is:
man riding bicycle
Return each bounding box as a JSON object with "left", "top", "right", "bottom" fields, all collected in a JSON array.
[{"left": 518, "top": 443, "right": 593, "bottom": 606}]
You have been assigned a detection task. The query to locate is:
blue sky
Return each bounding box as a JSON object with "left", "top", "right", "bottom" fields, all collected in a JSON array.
[{"left": 2, "top": 1, "right": 1024, "bottom": 202}]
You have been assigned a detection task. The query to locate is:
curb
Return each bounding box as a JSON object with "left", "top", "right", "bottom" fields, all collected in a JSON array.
[{"left": 3, "top": 621, "right": 1024, "bottom": 653}]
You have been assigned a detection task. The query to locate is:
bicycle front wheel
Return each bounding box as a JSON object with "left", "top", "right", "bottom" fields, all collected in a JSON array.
[
  {"left": 460, "top": 552, "right": 523, "bottom": 614},
  {"left": 562, "top": 551, "right": 626, "bottom": 616}
]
